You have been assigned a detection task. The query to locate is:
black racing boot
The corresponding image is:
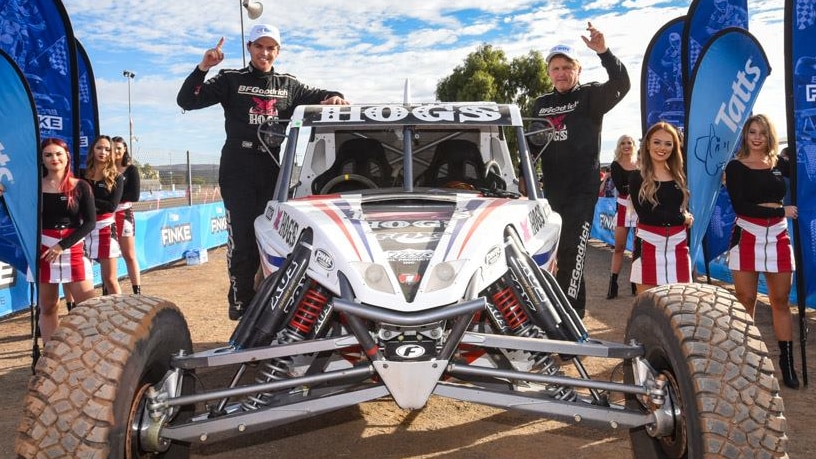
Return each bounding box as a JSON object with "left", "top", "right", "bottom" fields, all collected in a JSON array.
[
  {"left": 606, "top": 273, "right": 618, "bottom": 299},
  {"left": 778, "top": 341, "right": 800, "bottom": 389},
  {"left": 132, "top": 285, "right": 141, "bottom": 295},
  {"left": 631, "top": 282, "right": 637, "bottom": 296}
]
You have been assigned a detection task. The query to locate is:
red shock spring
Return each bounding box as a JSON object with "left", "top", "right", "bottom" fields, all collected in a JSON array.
[
  {"left": 286, "top": 282, "right": 330, "bottom": 337},
  {"left": 491, "top": 285, "right": 529, "bottom": 331}
]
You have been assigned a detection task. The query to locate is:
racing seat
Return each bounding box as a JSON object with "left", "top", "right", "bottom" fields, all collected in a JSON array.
[
  {"left": 421, "top": 139, "right": 486, "bottom": 188},
  {"left": 312, "top": 138, "right": 393, "bottom": 194}
]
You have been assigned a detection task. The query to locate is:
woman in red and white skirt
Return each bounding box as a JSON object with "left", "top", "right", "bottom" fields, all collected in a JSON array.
[
  {"left": 29, "top": 138, "right": 96, "bottom": 342},
  {"left": 113, "top": 136, "right": 141, "bottom": 294},
  {"left": 84, "top": 135, "right": 124, "bottom": 295},
  {"left": 605, "top": 134, "right": 639, "bottom": 299},
  {"left": 725, "top": 114, "right": 800, "bottom": 389},
  {"left": 629, "top": 122, "right": 694, "bottom": 293}
]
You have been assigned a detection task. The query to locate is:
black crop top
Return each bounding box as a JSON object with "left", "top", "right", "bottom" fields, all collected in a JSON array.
[
  {"left": 84, "top": 174, "right": 124, "bottom": 214},
  {"left": 41, "top": 179, "right": 97, "bottom": 249},
  {"left": 629, "top": 173, "right": 686, "bottom": 226},
  {"left": 724, "top": 157, "right": 789, "bottom": 219},
  {"left": 610, "top": 160, "right": 637, "bottom": 197}
]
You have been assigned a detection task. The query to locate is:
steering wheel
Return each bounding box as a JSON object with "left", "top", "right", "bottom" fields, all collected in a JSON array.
[{"left": 319, "top": 174, "right": 379, "bottom": 194}]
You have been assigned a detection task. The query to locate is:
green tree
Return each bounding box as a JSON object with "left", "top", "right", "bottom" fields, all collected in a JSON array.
[{"left": 436, "top": 44, "right": 552, "bottom": 159}]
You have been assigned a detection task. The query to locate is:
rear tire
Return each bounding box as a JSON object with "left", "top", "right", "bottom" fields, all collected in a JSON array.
[
  {"left": 624, "top": 283, "right": 787, "bottom": 458},
  {"left": 16, "top": 295, "right": 193, "bottom": 458}
]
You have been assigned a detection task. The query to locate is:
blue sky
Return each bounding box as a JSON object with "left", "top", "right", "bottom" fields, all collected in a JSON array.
[{"left": 60, "top": 0, "right": 784, "bottom": 166}]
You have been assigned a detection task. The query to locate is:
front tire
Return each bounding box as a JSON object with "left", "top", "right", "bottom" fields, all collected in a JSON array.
[
  {"left": 624, "top": 283, "right": 787, "bottom": 458},
  {"left": 16, "top": 295, "right": 193, "bottom": 458}
]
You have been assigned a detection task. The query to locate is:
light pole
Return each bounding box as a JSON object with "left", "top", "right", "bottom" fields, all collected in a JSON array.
[
  {"left": 123, "top": 70, "right": 135, "bottom": 155},
  {"left": 239, "top": 0, "right": 264, "bottom": 67}
]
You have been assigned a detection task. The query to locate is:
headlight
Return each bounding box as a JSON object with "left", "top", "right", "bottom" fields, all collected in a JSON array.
[
  {"left": 424, "top": 260, "right": 466, "bottom": 292},
  {"left": 349, "top": 262, "right": 395, "bottom": 294}
]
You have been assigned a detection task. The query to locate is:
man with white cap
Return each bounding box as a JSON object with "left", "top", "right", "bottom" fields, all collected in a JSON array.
[
  {"left": 530, "top": 22, "right": 630, "bottom": 318},
  {"left": 177, "top": 24, "right": 349, "bottom": 320}
]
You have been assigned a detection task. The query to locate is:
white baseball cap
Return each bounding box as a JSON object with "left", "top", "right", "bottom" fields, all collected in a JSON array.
[
  {"left": 248, "top": 24, "right": 281, "bottom": 46},
  {"left": 546, "top": 44, "right": 579, "bottom": 64}
]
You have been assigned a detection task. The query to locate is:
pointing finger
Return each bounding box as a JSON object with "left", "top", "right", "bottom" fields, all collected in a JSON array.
[{"left": 215, "top": 36, "right": 225, "bottom": 51}]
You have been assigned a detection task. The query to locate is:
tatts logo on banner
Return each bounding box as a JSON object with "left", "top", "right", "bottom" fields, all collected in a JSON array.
[{"left": 686, "top": 28, "right": 770, "bottom": 264}]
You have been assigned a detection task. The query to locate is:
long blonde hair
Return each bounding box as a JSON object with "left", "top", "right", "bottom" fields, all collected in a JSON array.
[
  {"left": 613, "top": 134, "right": 636, "bottom": 162},
  {"left": 637, "top": 122, "right": 688, "bottom": 210},
  {"left": 734, "top": 114, "right": 779, "bottom": 166},
  {"left": 85, "top": 135, "right": 118, "bottom": 191}
]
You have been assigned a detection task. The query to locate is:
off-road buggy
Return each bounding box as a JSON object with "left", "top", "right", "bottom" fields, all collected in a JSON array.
[{"left": 17, "top": 103, "right": 788, "bottom": 458}]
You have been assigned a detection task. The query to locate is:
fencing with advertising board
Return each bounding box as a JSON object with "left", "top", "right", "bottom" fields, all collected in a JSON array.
[{"left": 0, "top": 202, "right": 227, "bottom": 317}]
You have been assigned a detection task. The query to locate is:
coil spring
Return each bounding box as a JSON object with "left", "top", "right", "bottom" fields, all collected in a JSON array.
[
  {"left": 490, "top": 283, "right": 576, "bottom": 402},
  {"left": 242, "top": 282, "right": 330, "bottom": 411}
]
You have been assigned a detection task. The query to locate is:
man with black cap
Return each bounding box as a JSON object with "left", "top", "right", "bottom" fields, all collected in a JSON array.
[
  {"left": 531, "top": 22, "right": 630, "bottom": 318},
  {"left": 177, "top": 24, "right": 349, "bottom": 320}
]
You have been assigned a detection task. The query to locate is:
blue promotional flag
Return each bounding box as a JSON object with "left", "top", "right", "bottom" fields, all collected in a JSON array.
[
  {"left": 641, "top": 17, "right": 686, "bottom": 136},
  {"left": 0, "top": 50, "right": 41, "bottom": 276},
  {"left": 683, "top": 0, "right": 749, "bottom": 89},
  {"left": 76, "top": 40, "right": 99, "bottom": 168},
  {"left": 685, "top": 28, "right": 770, "bottom": 264},
  {"left": 785, "top": 0, "right": 816, "bottom": 309},
  {"left": 0, "top": 0, "right": 80, "bottom": 158}
]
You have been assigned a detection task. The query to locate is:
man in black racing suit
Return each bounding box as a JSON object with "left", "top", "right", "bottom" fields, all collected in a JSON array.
[
  {"left": 531, "top": 23, "right": 630, "bottom": 318},
  {"left": 177, "top": 24, "right": 349, "bottom": 320}
]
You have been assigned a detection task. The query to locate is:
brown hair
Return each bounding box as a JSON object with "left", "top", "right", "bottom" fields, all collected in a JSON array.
[
  {"left": 85, "top": 135, "right": 118, "bottom": 191},
  {"left": 637, "top": 122, "right": 688, "bottom": 211},
  {"left": 734, "top": 114, "right": 779, "bottom": 167}
]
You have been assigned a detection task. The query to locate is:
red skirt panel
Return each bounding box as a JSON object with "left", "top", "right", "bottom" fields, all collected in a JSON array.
[
  {"left": 728, "top": 215, "right": 794, "bottom": 273},
  {"left": 630, "top": 223, "right": 691, "bottom": 285},
  {"left": 85, "top": 212, "right": 121, "bottom": 259},
  {"left": 39, "top": 228, "right": 92, "bottom": 283}
]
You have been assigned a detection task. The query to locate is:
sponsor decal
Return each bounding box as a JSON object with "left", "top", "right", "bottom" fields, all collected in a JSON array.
[
  {"left": 398, "top": 273, "right": 422, "bottom": 285},
  {"left": 713, "top": 58, "right": 763, "bottom": 133},
  {"left": 314, "top": 248, "right": 334, "bottom": 271},
  {"left": 210, "top": 215, "right": 228, "bottom": 234},
  {"left": 527, "top": 205, "right": 547, "bottom": 236},
  {"left": 485, "top": 245, "right": 502, "bottom": 265},
  {"left": 368, "top": 219, "right": 446, "bottom": 230},
  {"left": 387, "top": 249, "right": 434, "bottom": 263},
  {"left": 160, "top": 224, "right": 193, "bottom": 246},
  {"left": 313, "top": 104, "right": 504, "bottom": 124},
  {"left": 237, "top": 86, "right": 289, "bottom": 97},
  {"left": 599, "top": 212, "right": 616, "bottom": 231},
  {"left": 273, "top": 210, "right": 299, "bottom": 247},
  {"left": 567, "top": 222, "right": 591, "bottom": 299},
  {"left": 536, "top": 102, "right": 578, "bottom": 117},
  {"left": 395, "top": 344, "right": 426, "bottom": 359},
  {"left": 39, "top": 114, "right": 63, "bottom": 131}
]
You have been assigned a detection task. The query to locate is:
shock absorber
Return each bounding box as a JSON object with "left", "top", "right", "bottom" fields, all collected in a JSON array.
[
  {"left": 242, "top": 281, "right": 332, "bottom": 411},
  {"left": 487, "top": 281, "right": 577, "bottom": 401}
]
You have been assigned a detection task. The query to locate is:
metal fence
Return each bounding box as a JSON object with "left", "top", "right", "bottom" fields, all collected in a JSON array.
[{"left": 129, "top": 150, "right": 222, "bottom": 211}]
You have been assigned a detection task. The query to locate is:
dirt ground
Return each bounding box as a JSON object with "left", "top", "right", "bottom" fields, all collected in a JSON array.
[{"left": 2, "top": 242, "right": 814, "bottom": 458}]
